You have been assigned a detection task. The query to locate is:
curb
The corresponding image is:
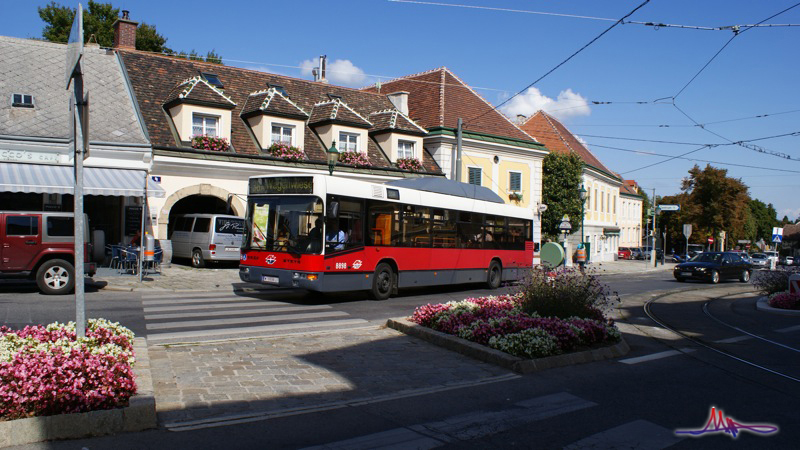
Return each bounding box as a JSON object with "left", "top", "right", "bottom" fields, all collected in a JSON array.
[
  {"left": 386, "top": 318, "right": 629, "bottom": 374},
  {"left": 87, "top": 279, "right": 272, "bottom": 294},
  {"left": 0, "top": 338, "right": 157, "bottom": 447},
  {"left": 756, "top": 296, "right": 800, "bottom": 316}
]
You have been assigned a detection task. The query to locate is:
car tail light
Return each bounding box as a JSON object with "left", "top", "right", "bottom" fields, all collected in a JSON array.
[{"left": 209, "top": 244, "right": 216, "bottom": 251}]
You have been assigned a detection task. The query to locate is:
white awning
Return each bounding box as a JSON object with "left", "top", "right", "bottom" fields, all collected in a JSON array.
[{"left": 0, "top": 163, "right": 165, "bottom": 198}]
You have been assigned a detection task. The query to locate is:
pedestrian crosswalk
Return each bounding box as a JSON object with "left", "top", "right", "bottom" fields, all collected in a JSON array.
[{"left": 142, "top": 292, "right": 370, "bottom": 344}]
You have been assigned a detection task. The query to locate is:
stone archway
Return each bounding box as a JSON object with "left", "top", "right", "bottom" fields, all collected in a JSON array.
[{"left": 157, "top": 184, "right": 245, "bottom": 238}]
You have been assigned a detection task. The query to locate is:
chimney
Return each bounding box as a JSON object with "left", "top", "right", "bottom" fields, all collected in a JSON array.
[
  {"left": 312, "top": 55, "right": 328, "bottom": 83},
  {"left": 112, "top": 10, "right": 138, "bottom": 50},
  {"left": 387, "top": 91, "right": 409, "bottom": 116},
  {"left": 516, "top": 114, "right": 526, "bottom": 124}
]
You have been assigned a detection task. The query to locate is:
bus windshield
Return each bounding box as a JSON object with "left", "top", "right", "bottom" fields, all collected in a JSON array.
[{"left": 245, "top": 196, "right": 324, "bottom": 254}]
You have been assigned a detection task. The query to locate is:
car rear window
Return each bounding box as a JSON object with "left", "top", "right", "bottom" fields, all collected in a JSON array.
[
  {"left": 215, "top": 218, "right": 244, "bottom": 235},
  {"left": 47, "top": 216, "right": 74, "bottom": 237},
  {"left": 193, "top": 217, "right": 211, "bottom": 233}
]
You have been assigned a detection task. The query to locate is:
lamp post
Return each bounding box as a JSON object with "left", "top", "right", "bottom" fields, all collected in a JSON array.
[
  {"left": 579, "top": 185, "right": 587, "bottom": 251},
  {"left": 326, "top": 140, "right": 339, "bottom": 176},
  {"left": 558, "top": 215, "right": 572, "bottom": 268}
]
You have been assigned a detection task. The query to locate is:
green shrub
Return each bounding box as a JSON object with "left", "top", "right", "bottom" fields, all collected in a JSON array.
[
  {"left": 752, "top": 267, "right": 800, "bottom": 295},
  {"left": 516, "top": 267, "right": 619, "bottom": 320}
]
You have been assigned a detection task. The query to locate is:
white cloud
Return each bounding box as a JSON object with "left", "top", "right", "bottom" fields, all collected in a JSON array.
[
  {"left": 300, "top": 58, "right": 367, "bottom": 86},
  {"left": 500, "top": 87, "right": 591, "bottom": 121},
  {"left": 243, "top": 65, "right": 288, "bottom": 76}
]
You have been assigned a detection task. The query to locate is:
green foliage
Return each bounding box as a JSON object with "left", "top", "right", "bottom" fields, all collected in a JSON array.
[
  {"left": 752, "top": 267, "right": 799, "bottom": 295},
  {"left": 749, "top": 199, "right": 779, "bottom": 243},
  {"left": 37, "top": 1, "right": 221, "bottom": 63},
  {"left": 541, "top": 152, "right": 583, "bottom": 239},
  {"left": 517, "top": 267, "right": 619, "bottom": 320}
]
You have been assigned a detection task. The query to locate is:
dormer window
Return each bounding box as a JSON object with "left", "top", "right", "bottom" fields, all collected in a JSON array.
[
  {"left": 271, "top": 124, "right": 294, "bottom": 145},
  {"left": 193, "top": 114, "right": 219, "bottom": 137},
  {"left": 339, "top": 131, "right": 359, "bottom": 152},
  {"left": 398, "top": 140, "right": 415, "bottom": 159},
  {"left": 12, "top": 93, "right": 34, "bottom": 108},
  {"left": 328, "top": 94, "right": 343, "bottom": 101},
  {"left": 200, "top": 72, "right": 223, "bottom": 89}
]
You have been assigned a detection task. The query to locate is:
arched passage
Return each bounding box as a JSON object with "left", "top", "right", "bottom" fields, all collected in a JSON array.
[{"left": 158, "top": 184, "right": 245, "bottom": 238}]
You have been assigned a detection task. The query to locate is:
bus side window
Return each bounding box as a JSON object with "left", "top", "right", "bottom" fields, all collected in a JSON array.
[{"left": 367, "top": 200, "right": 398, "bottom": 246}]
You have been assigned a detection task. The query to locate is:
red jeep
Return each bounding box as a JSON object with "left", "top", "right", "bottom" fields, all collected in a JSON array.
[{"left": 1, "top": 212, "right": 96, "bottom": 295}]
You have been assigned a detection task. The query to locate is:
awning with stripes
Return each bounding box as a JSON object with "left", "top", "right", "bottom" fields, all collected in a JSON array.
[{"left": 0, "top": 163, "right": 165, "bottom": 198}]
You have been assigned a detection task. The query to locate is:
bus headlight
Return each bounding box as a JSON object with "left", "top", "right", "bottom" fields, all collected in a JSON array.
[{"left": 307, "top": 274, "right": 318, "bottom": 281}]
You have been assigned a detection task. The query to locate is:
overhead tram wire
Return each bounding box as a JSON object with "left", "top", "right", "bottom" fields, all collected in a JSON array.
[
  {"left": 590, "top": 143, "right": 800, "bottom": 174},
  {"left": 465, "top": 0, "right": 652, "bottom": 130}
]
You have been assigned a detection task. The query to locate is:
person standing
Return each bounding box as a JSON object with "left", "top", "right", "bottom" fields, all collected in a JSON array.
[{"left": 575, "top": 243, "right": 587, "bottom": 274}]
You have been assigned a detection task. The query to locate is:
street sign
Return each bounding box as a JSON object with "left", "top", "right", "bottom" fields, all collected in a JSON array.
[
  {"left": 708, "top": 236, "right": 714, "bottom": 244},
  {"left": 658, "top": 204, "right": 680, "bottom": 211},
  {"left": 683, "top": 224, "right": 692, "bottom": 239},
  {"left": 773, "top": 234, "right": 783, "bottom": 243},
  {"left": 772, "top": 227, "right": 784, "bottom": 236},
  {"left": 65, "top": 4, "right": 83, "bottom": 87},
  {"left": 789, "top": 274, "right": 800, "bottom": 295}
]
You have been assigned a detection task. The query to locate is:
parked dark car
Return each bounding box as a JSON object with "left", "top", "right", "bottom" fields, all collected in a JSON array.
[
  {"left": 637, "top": 246, "right": 663, "bottom": 260},
  {"left": 618, "top": 247, "right": 632, "bottom": 260},
  {"left": 673, "top": 251, "right": 751, "bottom": 284}
]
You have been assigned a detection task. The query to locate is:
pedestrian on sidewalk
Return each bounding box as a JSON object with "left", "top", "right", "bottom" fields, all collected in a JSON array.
[{"left": 574, "top": 244, "right": 587, "bottom": 274}]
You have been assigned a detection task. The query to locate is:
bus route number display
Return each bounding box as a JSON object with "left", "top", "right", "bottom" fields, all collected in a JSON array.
[{"left": 249, "top": 177, "right": 313, "bottom": 195}]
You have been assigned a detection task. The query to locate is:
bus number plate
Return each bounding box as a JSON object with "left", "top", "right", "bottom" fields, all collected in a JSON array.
[{"left": 262, "top": 275, "right": 279, "bottom": 284}]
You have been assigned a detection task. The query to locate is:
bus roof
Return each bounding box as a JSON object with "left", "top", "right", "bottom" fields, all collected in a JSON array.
[{"left": 385, "top": 177, "right": 504, "bottom": 204}]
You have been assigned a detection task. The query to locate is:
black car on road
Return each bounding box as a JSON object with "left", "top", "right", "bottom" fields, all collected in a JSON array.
[{"left": 673, "top": 251, "right": 751, "bottom": 284}]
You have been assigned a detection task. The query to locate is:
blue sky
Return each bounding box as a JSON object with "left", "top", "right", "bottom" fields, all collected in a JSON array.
[{"left": 5, "top": 0, "right": 799, "bottom": 220}]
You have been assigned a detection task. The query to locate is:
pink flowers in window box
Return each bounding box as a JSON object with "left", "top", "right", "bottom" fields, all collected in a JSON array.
[
  {"left": 267, "top": 143, "right": 306, "bottom": 161},
  {"left": 338, "top": 151, "right": 372, "bottom": 168},
  {"left": 396, "top": 157, "right": 423, "bottom": 172},
  {"left": 191, "top": 134, "right": 230, "bottom": 152},
  {"left": 0, "top": 319, "right": 137, "bottom": 420}
]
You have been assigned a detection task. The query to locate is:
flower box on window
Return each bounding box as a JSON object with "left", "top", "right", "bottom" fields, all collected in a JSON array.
[
  {"left": 267, "top": 143, "right": 306, "bottom": 161},
  {"left": 509, "top": 192, "right": 523, "bottom": 202},
  {"left": 191, "top": 135, "right": 230, "bottom": 152},
  {"left": 396, "top": 157, "right": 423, "bottom": 172},
  {"left": 338, "top": 151, "right": 372, "bottom": 168}
]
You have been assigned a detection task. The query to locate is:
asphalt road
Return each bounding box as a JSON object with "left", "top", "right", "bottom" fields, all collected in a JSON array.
[{"left": 2, "top": 271, "right": 798, "bottom": 449}]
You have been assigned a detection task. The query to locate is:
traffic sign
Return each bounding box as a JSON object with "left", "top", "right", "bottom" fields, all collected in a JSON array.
[
  {"left": 65, "top": 3, "right": 83, "bottom": 87},
  {"left": 790, "top": 275, "right": 800, "bottom": 295},
  {"left": 683, "top": 224, "right": 692, "bottom": 239},
  {"left": 658, "top": 205, "right": 680, "bottom": 211},
  {"left": 773, "top": 234, "right": 783, "bottom": 243},
  {"left": 708, "top": 236, "right": 714, "bottom": 244}
]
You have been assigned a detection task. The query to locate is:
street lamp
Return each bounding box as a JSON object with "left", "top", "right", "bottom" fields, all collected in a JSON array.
[
  {"left": 579, "top": 185, "right": 587, "bottom": 251},
  {"left": 326, "top": 140, "right": 339, "bottom": 176},
  {"left": 558, "top": 215, "right": 572, "bottom": 268}
]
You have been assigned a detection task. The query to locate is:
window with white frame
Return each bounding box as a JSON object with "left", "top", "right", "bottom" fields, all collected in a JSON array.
[
  {"left": 192, "top": 114, "right": 218, "bottom": 137},
  {"left": 12, "top": 93, "right": 34, "bottom": 108},
  {"left": 468, "top": 167, "right": 482, "bottom": 186},
  {"left": 339, "top": 131, "right": 359, "bottom": 152},
  {"left": 398, "top": 140, "right": 415, "bottom": 159},
  {"left": 271, "top": 124, "right": 294, "bottom": 145},
  {"left": 508, "top": 171, "right": 522, "bottom": 192}
]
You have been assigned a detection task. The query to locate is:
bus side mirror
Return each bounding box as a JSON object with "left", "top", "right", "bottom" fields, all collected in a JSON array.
[{"left": 327, "top": 201, "right": 340, "bottom": 219}]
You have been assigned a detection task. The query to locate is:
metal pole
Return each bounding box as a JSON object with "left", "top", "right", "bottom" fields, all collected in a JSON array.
[
  {"left": 651, "top": 188, "right": 657, "bottom": 267},
  {"left": 138, "top": 188, "right": 146, "bottom": 282},
  {"left": 455, "top": 118, "right": 463, "bottom": 182},
  {"left": 72, "top": 69, "right": 86, "bottom": 338}
]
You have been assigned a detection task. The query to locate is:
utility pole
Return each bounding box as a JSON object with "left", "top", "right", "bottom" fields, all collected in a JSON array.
[
  {"left": 651, "top": 188, "right": 657, "bottom": 268},
  {"left": 455, "top": 118, "right": 463, "bottom": 182}
]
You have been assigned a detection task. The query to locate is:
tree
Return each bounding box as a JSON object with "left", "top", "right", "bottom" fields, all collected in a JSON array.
[
  {"left": 38, "top": 1, "right": 221, "bottom": 62},
  {"left": 680, "top": 164, "right": 751, "bottom": 249},
  {"left": 748, "top": 199, "right": 778, "bottom": 243},
  {"left": 541, "top": 152, "right": 583, "bottom": 240}
]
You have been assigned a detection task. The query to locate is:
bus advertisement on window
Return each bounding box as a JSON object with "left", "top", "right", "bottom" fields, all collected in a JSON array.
[{"left": 239, "top": 175, "right": 535, "bottom": 300}]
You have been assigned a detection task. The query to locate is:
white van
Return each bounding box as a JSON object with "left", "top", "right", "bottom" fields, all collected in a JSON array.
[{"left": 169, "top": 214, "right": 245, "bottom": 267}]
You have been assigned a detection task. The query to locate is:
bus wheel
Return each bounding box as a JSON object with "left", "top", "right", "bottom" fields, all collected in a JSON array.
[
  {"left": 487, "top": 261, "right": 501, "bottom": 289},
  {"left": 371, "top": 263, "right": 394, "bottom": 300}
]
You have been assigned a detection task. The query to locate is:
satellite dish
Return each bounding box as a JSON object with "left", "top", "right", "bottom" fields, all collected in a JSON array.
[{"left": 540, "top": 242, "right": 564, "bottom": 268}]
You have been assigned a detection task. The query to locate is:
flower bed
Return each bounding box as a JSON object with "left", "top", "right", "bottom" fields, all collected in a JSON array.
[
  {"left": 410, "top": 293, "right": 620, "bottom": 359},
  {"left": 767, "top": 291, "right": 800, "bottom": 310},
  {"left": 0, "top": 319, "right": 137, "bottom": 421},
  {"left": 267, "top": 142, "right": 306, "bottom": 161},
  {"left": 396, "top": 157, "right": 422, "bottom": 172},
  {"left": 191, "top": 134, "right": 230, "bottom": 152}
]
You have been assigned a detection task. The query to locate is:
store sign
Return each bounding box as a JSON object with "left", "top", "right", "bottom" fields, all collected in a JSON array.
[
  {"left": 249, "top": 176, "right": 313, "bottom": 195},
  {"left": 1, "top": 149, "right": 68, "bottom": 164}
]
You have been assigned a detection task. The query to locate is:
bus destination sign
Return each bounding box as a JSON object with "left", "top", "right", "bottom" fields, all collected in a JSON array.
[{"left": 249, "top": 177, "right": 313, "bottom": 195}]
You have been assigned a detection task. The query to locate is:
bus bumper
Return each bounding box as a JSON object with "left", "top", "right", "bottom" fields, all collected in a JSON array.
[{"left": 240, "top": 265, "right": 369, "bottom": 292}]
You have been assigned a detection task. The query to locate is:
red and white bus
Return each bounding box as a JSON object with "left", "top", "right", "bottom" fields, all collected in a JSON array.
[{"left": 239, "top": 174, "right": 535, "bottom": 299}]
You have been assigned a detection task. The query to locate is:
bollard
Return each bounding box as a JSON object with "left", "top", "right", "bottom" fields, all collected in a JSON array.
[{"left": 789, "top": 274, "right": 800, "bottom": 295}]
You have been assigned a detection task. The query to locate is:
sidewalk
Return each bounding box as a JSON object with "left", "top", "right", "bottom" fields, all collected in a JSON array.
[{"left": 88, "top": 259, "right": 676, "bottom": 293}]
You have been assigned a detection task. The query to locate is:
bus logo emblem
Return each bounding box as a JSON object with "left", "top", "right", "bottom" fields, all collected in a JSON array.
[
  {"left": 266, "top": 255, "right": 277, "bottom": 265},
  {"left": 353, "top": 260, "right": 363, "bottom": 269}
]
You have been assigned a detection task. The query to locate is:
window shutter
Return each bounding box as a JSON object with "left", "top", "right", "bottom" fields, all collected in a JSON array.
[
  {"left": 509, "top": 172, "right": 521, "bottom": 192},
  {"left": 468, "top": 167, "right": 481, "bottom": 186}
]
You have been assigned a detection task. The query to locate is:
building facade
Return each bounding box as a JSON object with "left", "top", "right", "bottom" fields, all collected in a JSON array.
[{"left": 619, "top": 180, "right": 643, "bottom": 248}]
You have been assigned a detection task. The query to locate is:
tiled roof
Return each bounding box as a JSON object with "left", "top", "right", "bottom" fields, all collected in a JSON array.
[
  {"left": 366, "top": 67, "right": 536, "bottom": 143},
  {"left": 119, "top": 51, "right": 440, "bottom": 173},
  {"left": 520, "top": 111, "right": 619, "bottom": 179},
  {"left": 163, "top": 76, "right": 236, "bottom": 109},
  {"left": 241, "top": 88, "right": 309, "bottom": 119},
  {"left": 620, "top": 180, "right": 641, "bottom": 197},
  {"left": 308, "top": 99, "right": 372, "bottom": 128},
  {"left": 369, "top": 109, "right": 428, "bottom": 135},
  {"left": 0, "top": 36, "right": 147, "bottom": 144}
]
